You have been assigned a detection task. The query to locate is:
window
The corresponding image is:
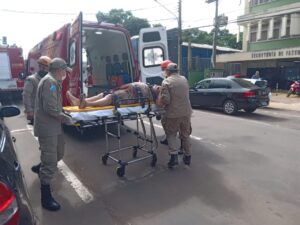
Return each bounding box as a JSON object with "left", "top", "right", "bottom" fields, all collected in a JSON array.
[
  {"left": 233, "top": 78, "right": 257, "bottom": 88},
  {"left": 251, "top": 0, "right": 273, "bottom": 6},
  {"left": 260, "top": 22, "right": 268, "bottom": 41},
  {"left": 210, "top": 80, "right": 231, "bottom": 89},
  {"left": 273, "top": 17, "right": 281, "bottom": 39},
  {"left": 142, "top": 47, "right": 164, "bottom": 67},
  {"left": 142, "top": 31, "right": 161, "bottom": 42},
  {"left": 195, "top": 80, "right": 211, "bottom": 89},
  {"left": 250, "top": 24, "right": 258, "bottom": 42}
]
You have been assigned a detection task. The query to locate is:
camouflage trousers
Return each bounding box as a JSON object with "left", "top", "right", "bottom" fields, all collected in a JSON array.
[
  {"left": 38, "top": 134, "right": 65, "bottom": 185},
  {"left": 162, "top": 115, "right": 191, "bottom": 155}
]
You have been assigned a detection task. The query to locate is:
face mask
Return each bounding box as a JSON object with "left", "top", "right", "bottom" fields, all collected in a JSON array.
[{"left": 38, "top": 70, "right": 48, "bottom": 77}]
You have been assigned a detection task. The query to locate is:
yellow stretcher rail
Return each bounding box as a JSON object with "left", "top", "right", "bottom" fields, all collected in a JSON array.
[{"left": 63, "top": 103, "right": 142, "bottom": 113}]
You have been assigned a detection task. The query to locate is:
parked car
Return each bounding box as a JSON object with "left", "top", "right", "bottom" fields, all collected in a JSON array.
[
  {"left": 0, "top": 105, "right": 36, "bottom": 225},
  {"left": 189, "top": 78, "right": 269, "bottom": 115},
  {"left": 244, "top": 78, "right": 272, "bottom": 100}
]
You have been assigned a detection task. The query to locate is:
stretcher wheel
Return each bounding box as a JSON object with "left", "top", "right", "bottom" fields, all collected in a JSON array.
[
  {"left": 151, "top": 154, "right": 157, "bottom": 167},
  {"left": 116, "top": 166, "right": 125, "bottom": 177},
  {"left": 102, "top": 155, "right": 108, "bottom": 165}
]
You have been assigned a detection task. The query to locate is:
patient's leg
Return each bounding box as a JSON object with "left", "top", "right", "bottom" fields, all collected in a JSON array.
[
  {"left": 85, "top": 93, "right": 105, "bottom": 103},
  {"left": 66, "top": 91, "right": 80, "bottom": 106},
  {"left": 79, "top": 94, "right": 113, "bottom": 108}
]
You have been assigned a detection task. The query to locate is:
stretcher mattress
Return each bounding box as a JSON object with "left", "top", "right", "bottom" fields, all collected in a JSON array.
[{"left": 64, "top": 104, "right": 163, "bottom": 122}]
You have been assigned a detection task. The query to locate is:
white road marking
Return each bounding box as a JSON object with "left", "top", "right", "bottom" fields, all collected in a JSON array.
[
  {"left": 144, "top": 121, "right": 203, "bottom": 140},
  {"left": 25, "top": 125, "right": 94, "bottom": 204},
  {"left": 142, "top": 121, "right": 226, "bottom": 149},
  {"left": 11, "top": 128, "right": 33, "bottom": 133},
  {"left": 57, "top": 161, "right": 94, "bottom": 204}
]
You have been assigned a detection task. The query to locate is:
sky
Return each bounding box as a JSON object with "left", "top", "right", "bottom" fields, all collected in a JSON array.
[{"left": 0, "top": 0, "right": 244, "bottom": 56}]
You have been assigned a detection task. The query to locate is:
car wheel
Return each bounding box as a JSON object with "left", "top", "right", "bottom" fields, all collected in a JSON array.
[
  {"left": 223, "top": 99, "right": 237, "bottom": 115},
  {"left": 244, "top": 108, "right": 256, "bottom": 113}
]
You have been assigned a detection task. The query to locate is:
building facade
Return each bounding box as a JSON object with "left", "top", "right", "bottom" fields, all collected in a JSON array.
[{"left": 217, "top": 0, "right": 300, "bottom": 89}]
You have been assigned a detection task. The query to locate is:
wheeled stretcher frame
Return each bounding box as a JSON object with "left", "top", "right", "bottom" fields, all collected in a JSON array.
[{"left": 66, "top": 97, "right": 160, "bottom": 177}]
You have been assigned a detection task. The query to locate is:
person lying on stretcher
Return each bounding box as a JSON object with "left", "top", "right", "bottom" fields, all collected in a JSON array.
[{"left": 66, "top": 82, "right": 161, "bottom": 108}]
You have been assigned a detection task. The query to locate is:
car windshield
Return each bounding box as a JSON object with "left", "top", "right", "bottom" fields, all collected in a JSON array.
[{"left": 232, "top": 78, "right": 257, "bottom": 88}]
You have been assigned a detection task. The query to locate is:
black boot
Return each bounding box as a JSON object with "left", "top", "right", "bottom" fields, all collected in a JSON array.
[
  {"left": 168, "top": 154, "right": 179, "bottom": 169},
  {"left": 160, "top": 138, "right": 168, "bottom": 145},
  {"left": 31, "top": 163, "right": 41, "bottom": 174},
  {"left": 183, "top": 155, "right": 191, "bottom": 166},
  {"left": 41, "top": 184, "right": 61, "bottom": 211}
]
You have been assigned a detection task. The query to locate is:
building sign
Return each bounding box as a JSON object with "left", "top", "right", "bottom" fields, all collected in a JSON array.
[
  {"left": 217, "top": 47, "right": 300, "bottom": 63},
  {"left": 251, "top": 49, "right": 300, "bottom": 59}
]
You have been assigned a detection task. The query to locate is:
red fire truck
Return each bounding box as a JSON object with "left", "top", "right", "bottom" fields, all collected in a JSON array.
[
  {"left": 0, "top": 45, "right": 26, "bottom": 100},
  {"left": 27, "top": 12, "right": 141, "bottom": 106}
]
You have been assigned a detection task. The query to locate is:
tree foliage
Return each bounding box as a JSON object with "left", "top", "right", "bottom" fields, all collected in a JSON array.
[
  {"left": 182, "top": 28, "right": 242, "bottom": 50},
  {"left": 96, "top": 9, "right": 150, "bottom": 36},
  {"left": 96, "top": 9, "right": 242, "bottom": 49}
]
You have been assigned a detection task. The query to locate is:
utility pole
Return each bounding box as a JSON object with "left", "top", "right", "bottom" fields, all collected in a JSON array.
[
  {"left": 153, "top": 0, "right": 182, "bottom": 72},
  {"left": 178, "top": 0, "right": 182, "bottom": 73},
  {"left": 211, "top": 0, "right": 219, "bottom": 69}
]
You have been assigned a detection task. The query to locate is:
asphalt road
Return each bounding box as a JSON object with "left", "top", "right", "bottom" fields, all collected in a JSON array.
[{"left": 7, "top": 105, "right": 300, "bottom": 225}]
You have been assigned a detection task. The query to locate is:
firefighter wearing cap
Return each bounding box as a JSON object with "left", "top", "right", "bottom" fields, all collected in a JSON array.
[
  {"left": 159, "top": 59, "right": 173, "bottom": 145},
  {"left": 33, "top": 58, "right": 73, "bottom": 211},
  {"left": 158, "top": 63, "right": 192, "bottom": 168},
  {"left": 22, "top": 56, "right": 51, "bottom": 124}
]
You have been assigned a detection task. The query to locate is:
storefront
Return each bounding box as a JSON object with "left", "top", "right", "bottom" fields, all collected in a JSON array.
[{"left": 216, "top": 47, "right": 300, "bottom": 89}]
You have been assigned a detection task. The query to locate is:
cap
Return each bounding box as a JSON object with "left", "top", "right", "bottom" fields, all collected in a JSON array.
[
  {"left": 49, "top": 58, "right": 72, "bottom": 72},
  {"left": 160, "top": 60, "right": 172, "bottom": 70},
  {"left": 166, "top": 63, "right": 178, "bottom": 72},
  {"left": 37, "top": 56, "right": 51, "bottom": 67}
]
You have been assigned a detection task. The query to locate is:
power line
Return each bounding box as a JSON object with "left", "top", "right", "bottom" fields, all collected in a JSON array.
[{"left": 0, "top": 3, "right": 178, "bottom": 16}]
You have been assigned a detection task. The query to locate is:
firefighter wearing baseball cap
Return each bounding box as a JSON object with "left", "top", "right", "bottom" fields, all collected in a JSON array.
[
  {"left": 157, "top": 63, "right": 193, "bottom": 168},
  {"left": 160, "top": 59, "right": 172, "bottom": 73},
  {"left": 23, "top": 55, "right": 52, "bottom": 124},
  {"left": 33, "top": 58, "right": 73, "bottom": 211},
  {"left": 159, "top": 59, "right": 173, "bottom": 145}
]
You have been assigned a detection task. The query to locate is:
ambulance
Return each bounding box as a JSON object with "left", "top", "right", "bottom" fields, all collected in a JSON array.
[
  {"left": 0, "top": 45, "right": 25, "bottom": 100},
  {"left": 27, "top": 12, "right": 141, "bottom": 106}
]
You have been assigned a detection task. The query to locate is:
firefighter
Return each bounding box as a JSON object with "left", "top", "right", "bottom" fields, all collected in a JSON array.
[
  {"left": 159, "top": 59, "right": 173, "bottom": 145},
  {"left": 33, "top": 58, "right": 73, "bottom": 211},
  {"left": 157, "top": 63, "right": 193, "bottom": 168},
  {"left": 22, "top": 56, "right": 51, "bottom": 124}
]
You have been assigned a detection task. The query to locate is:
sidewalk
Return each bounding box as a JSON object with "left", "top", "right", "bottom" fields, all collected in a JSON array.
[{"left": 268, "top": 92, "right": 300, "bottom": 112}]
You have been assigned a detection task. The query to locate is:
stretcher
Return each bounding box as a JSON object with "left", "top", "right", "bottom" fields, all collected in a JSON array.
[{"left": 64, "top": 97, "right": 163, "bottom": 177}]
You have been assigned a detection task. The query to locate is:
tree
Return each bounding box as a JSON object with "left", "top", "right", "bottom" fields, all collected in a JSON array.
[
  {"left": 96, "top": 9, "right": 150, "bottom": 36},
  {"left": 182, "top": 28, "right": 242, "bottom": 50},
  {"left": 152, "top": 23, "right": 163, "bottom": 28}
]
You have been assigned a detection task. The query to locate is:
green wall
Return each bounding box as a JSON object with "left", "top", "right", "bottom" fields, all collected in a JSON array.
[
  {"left": 249, "top": 38, "right": 300, "bottom": 51},
  {"left": 250, "top": 0, "right": 300, "bottom": 13}
]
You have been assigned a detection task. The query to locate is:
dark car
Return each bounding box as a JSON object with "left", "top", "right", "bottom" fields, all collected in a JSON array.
[
  {"left": 190, "top": 78, "right": 269, "bottom": 115},
  {"left": 244, "top": 78, "right": 272, "bottom": 101},
  {"left": 0, "top": 105, "right": 36, "bottom": 225}
]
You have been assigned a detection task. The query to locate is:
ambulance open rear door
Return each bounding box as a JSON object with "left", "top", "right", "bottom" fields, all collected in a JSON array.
[{"left": 138, "top": 27, "right": 168, "bottom": 85}]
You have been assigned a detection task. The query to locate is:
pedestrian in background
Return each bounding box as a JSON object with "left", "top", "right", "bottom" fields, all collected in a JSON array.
[
  {"left": 251, "top": 70, "right": 260, "bottom": 79},
  {"left": 22, "top": 56, "right": 51, "bottom": 124},
  {"left": 33, "top": 58, "right": 73, "bottom": 211},
  {"left": 157, "top": 63, "right": 193, "bottom": 168}
]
